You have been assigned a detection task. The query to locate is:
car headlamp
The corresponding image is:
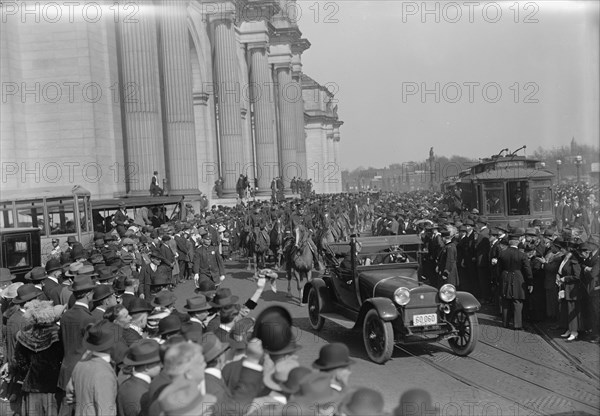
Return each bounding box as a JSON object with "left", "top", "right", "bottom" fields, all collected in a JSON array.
[
  {"left": 439, "top": 284, "right": 456, "bottom": 303},
  {"left": 394, "top": 287, "right": 410, "bottom": 306}
]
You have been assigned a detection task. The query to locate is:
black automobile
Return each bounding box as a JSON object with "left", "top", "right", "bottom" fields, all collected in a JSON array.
[{"left": 303, "top": 234, "right": 480, "bottom": 364}]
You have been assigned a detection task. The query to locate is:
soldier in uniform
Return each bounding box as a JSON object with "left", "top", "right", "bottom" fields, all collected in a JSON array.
[{"left": 193, "top": 228, "right": 225, "bottom": 287}]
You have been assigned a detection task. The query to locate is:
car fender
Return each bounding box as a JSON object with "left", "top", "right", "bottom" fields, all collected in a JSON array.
[
  {"left": 302, "top": 278, "right": 334, "bottom": 313},
  {"left": 354, "top": 297, "right": 399, "bottom": 329},
  {"left": 454, "top": 291, "right": 481, "bottom": 313}
]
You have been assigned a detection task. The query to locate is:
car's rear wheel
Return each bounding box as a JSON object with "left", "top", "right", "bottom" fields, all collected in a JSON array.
[
  {"left": 363, "top": 308, "right": 394, "bottom": 364},
  {"left": 307, "top": 286, "right": 325, "bottom": 331},
  {"left": 448, "top": 311, "right": 478, "bottom": 356}
]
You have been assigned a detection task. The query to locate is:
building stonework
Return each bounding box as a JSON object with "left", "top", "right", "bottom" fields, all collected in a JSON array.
[{"left": 1, "top": 0, "right": 343, "bottom": 199}]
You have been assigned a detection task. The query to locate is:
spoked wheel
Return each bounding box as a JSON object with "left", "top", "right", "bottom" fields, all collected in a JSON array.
[
  {"left": 307, "top": 286, "right": 325, "bottom": 330},
  {"left": 363, "top": 309, "right": 394, "bottom": 364},
  {"left": 448, "top": 311, "right": 479, "bottom": 356}
]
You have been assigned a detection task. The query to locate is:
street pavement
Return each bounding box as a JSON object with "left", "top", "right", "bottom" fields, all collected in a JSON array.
[{"left": 175, "top": 256, "right": 600, "bottom": 416}]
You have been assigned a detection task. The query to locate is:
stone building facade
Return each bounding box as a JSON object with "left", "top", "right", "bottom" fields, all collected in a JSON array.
[{"left": 1, "top": 0, "right": 343, "bottom": 199}]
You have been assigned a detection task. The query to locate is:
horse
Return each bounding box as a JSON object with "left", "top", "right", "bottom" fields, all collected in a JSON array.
[
  {"left": 269, "top": 218, "right": 286, "bottom": 269},
  {"left": 283, "top": 224, "right": 319, "bottom": 300},
  {"left": 246, "top": 227, "right": 270, "bottom": 274}
]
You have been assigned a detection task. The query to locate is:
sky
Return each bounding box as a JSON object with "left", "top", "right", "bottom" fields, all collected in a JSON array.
[{"left": 295, "top": 0, "right": 600, "bottom": 170}]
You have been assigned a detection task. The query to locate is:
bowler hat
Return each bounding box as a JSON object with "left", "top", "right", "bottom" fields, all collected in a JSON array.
[
  {"left": 201, "top": 332, "right": 230, "bottom": 363},
  {"left": 26, "top": 267, "right": 47, "bottom": 282},
  {"left": 0, "top": 268, "right": 15, "bottom": 283},
  {"left": 195, "top": 279, "right": 217, "bottom": 298},
  {"left": 279, "top": 366, "right": 313, "bottom": 394},
  {"left": 158, "top": 314, "right": 182, "bottom": 337},
  {"left": 312, "top": 343, "right": 356, "bottom": 370},
  {"left": 92, "top": 284, "right": 114, "bottom": 303},
  {"left": 45, "top": 259, "right": 62, "bottom": 274},
  {"left": 183, "top": 295, "right": 212, "bottom": 312},
  {"left": 150, "top": 273, "right": 171, "bottom": 287},
  {"left": 123, "top": 339, "right": 161, "bottom": 366},
  {"left": 209, "top": 288, "right": 239, "bottom": 308},
  {"left": 77, "top": 265, "right": 98, "bottom": 277},
  {"left": 181, "top": 321, "right": 204, "bottom": 344},
  {"left": 152, "top": 290, "right": 177, "bottom": 308},
  {"left": 338, "top": 388, "right": 385, "bottom": 416},
  {"left": 253, "top": 305, "right": 301, "bottom": 355},
  {"left": 83, "top": 321, "right": 116, "bottom": 352},
  {"left": 128, "top": 298, "right": 153, "bottom": 315},
  {"left": 67, "top": 236, "right": 78, "bottom": 244},
  {"left": 13, "top": 284, "right": 43, "bottom": 304}
]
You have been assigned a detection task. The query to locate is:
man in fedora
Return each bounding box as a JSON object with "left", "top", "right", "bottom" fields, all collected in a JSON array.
[
  {"left": 66, "top": 321, "right": 118, "bottom": 416},
  {"left": 120, "top": 276, "right": 140, "bottom": 310},
  {"left": 207, "top": 288, "right": 239, "bottom": 338},
  {"left": 139, "top": 252, "right": 162, "bottom": 301},
  {"left": 288, "top": 372, "right": 340, "bottom": 415},
  {"left": 118, "top": 339, "right": 162, "bottom": 416},
  {"left": 156, "top": 369, "right": 216, "bottom": 416},
  {"left": 91, "top": 285, "right": 117, "bottom": 322},
  {"left": 56, "top": 274, "right": 96, "bottom": 408},
  {"left": 125, "top": 298, "right": 153, "bottom": 345},
  {"left": 313, "top": 343, "right": 355, "bottom": 393},
  {"left": 114, "top": 202, "right": 131, "bottom": 238},
  {"left": 44, "top": 259, "right": 64, "bottom": 304},
  {"left": 25, "top": 266, "right": 50, "bottom": 301},
  {"left": 475, "top": 216, "right": 491, "bottom": 303},
  {"left": 202, "top": 332, "right": 232, "bottom": 402},
  {"left": 183, "top": 294, "right": 214, "bottom": 331}
]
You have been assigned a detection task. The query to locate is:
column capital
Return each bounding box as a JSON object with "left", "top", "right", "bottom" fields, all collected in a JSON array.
[
  {"left": 291, "top": 38, "right": 311, "bottom": 55},
  {"left": 193, "top": 92, "right": 210, "bottom": 105},
  {"left": 199, "top": 0, "right": 247, "bottom": 24},
  {"left": 238, "top": 20, "right": 272, "bottom": 47},
  {"left": 268, "top": 43, "right": 292, "bottom": 67},
  {"left": 239, "top": 0, "right": 280, "bottom": 22}
]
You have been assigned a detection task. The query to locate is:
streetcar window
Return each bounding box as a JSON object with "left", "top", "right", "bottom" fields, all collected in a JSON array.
[
  {"left": 485, "top": 189, "right": 504, "bottom": 215},
  {"left": 16, "top": 201, "right": 45, "bottom": 233},
  {"left": 507, "top": 181, "right": 530, "bottom": 216},
  {"left": 1, "top": 209, "right": 14, "bottom": 228},
  {"left": 47, "top": 198, "right": 76, "bottom": 235},
  {"left": 5, "top": 236, "right": 31, "bottom": 268},
  {"left": 532, "top": 188, "right": 552, "bottom": 213}
]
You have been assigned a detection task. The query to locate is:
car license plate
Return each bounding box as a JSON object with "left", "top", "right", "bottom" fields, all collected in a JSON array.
[{"left": 413, "top": 313, "right": 437, "bottom": 326}]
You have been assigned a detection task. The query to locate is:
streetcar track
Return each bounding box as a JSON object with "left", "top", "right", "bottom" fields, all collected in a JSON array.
[
  {"left": 479, "top": 339, "right": 600, "bottom": 387},
  {"left": 395, "top": 344, "right": 600, "bottom": 414},
  {"left": 531, "top": 323, "right": 600, "bottom": 383}
]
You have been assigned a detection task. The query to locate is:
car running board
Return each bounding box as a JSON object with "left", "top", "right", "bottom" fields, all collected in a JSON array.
[{"left": 320, "top": 312, "right": 355, "bottom": 329}]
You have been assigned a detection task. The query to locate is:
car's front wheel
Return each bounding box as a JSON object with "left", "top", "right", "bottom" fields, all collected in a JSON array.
[
  {"left": 448, "top": 311, "right": 478, "bottom": 356},
  {"left": 363, "top": 308, "right": 394, "bottom": 364},
  {"left": 307, "top": 286, "right": 325, "bottom": 331}
]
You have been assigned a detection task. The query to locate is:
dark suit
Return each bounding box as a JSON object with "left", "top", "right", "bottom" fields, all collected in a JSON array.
[
  {"left": 438, "top": 241, "right": 459, "bottom": 287},
  {"left": 475, "top": 228, "right": 491, "bottom": 300},
  {"left": 114, "top": 209, "right": 129, "bottom": 237},
  {"left": 120, "top": 292, "right": 137, "bottom": 311},
  {"left": 138, "top": 263, "right": 158, "bottom": 300},
  {"left": 43, "top": 277, "right": 62, "bottom": 305},
  {"left": 117, "top": 375, "right": 150, "bottom": 416},
  {"left": 5, "top": 308, "right": 25, "bottom": 369},
  {"left": 558, "top": 254, "right": 582, "bottom": 333},
  {"left": 57, "top": 303, "right": 95, "bottom": 390},
  {"left": 193, "top": 245, "right": 225, "bottom": 284},
  {"left": 498, "top": 246, "right": 533, "bottom": 329},
  {"left": 91, "top": 306, "right": 106, "bottom": 322}
]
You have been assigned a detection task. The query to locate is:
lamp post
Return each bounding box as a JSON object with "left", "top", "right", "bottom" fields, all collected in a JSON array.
[
  {"left": 556, "top": 159, "right": 561, "bottom": 183},
  {"left": 575, "top": 155, "right": 583, "bottom": 183}
]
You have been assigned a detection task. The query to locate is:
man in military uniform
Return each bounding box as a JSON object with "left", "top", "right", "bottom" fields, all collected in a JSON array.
[{"left": 193, "top": 228, "right": 225, "bottom": 286}]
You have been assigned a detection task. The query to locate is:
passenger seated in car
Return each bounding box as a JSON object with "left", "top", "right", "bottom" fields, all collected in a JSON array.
[
  {"left": 340, "top": 241, "right": 365, "bottom": 269},
  {"left": 371, "top": 245, "right": 408, "bottom": 264}
]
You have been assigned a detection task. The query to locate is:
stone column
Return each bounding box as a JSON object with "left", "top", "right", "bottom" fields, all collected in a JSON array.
[
  {"left": 248, "top": 42, "right": 279, "bottom": 192},
  {"left": 118, "top": 3, "right": 165, "bottom": 195},
  {"left": 333, "top": 129, "right": 341, "bottom": 193},
  {"left": 326, "top": 130, "right": 335, "bottom": 193},
  {"left": 291, "top": 43, "right": 309, "bottom": 180},
  {"left": 159, "top": 0, "right": 199, "bottom": 195},
  {"left": 320, "top": 126, "right": 330, "bottom": 193},
  {"left": 208, "top": 4, "right": 244, "bottom": 195}
]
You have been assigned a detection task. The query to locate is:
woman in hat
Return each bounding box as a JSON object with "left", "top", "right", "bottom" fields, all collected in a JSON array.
[
  {"left": 13, "top": 300, "right": 65, "bottom": 416},
  {"left": 557, "top": 241, "right": 583, "bottom": 341}
]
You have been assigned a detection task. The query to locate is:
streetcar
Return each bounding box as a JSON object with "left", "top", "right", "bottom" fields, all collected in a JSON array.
[
  {"left": 446, "top": 146, "right": 555, "bottom": 228},
  {"left": 0, "top": 185, "right": 94, "bottom": 265}
]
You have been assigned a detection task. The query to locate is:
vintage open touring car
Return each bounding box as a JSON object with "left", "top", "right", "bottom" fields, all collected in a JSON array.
[{"left": 302, "top": 234, "right": 481, "bottom": 364}]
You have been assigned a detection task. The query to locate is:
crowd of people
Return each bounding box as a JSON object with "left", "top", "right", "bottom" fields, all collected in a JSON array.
[{"left": 0, "top": 184, "right": 598, "bottom": 416}]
